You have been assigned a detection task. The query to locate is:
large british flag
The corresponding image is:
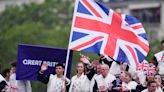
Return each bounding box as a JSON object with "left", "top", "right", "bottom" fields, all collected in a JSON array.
[{"left": 69, "top": 0, "right": 149, "bottom": 68}]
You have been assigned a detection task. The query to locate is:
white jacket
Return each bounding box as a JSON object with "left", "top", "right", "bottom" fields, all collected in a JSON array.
[
  {"left": 69, "top": 73, "right": 90, "bottom": 92},
  {"left": 109, "top": 62, "right": 121, "bottom": 75},
  {"left": 0, "top": 74, "right": 5, "bottom": 82},
  {"left": 142, "top": 87, "right": 163, "bottom": 92},
  {"left": 154, "top": 50, "right": 164, "bottom": 75},
  {"left": 95, "top": 73, "right": 116, "bottom": 91},
  {"left": 47, "top": 74, "right": 70, "bottom": 92},
  {"left": 122, "top": 81, "right": 138, "bottom": 90},
  {"left": 9, "top": 73, "right": 32, "bottom": 92}
]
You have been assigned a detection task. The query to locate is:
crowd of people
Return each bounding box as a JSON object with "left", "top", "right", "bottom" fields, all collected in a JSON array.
[{"left": 0, "top": 40, "right": 164, "bottom": 92}]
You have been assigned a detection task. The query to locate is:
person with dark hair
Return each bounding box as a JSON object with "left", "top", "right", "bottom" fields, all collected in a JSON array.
[
  {"left": 121, "top": 71, "right": 138, "bottom": 92},
  {"left": 153, "top": 40, "right": 164, "bottom": 82},
  {"left": 10, "top": 62, "right": 16, "bottom": 74},
  {"left": 37, "top": 63, "right": 70, "bottom": 92},
  {"left": 2, "top": 69, "right": 10, "bottom": 85},
  {"left": 10, "top": 62, "right": 32, "bottom": 92},
  {"left": 141, "top": 80, "right": 162, "bottom": 92},
  {"left": 154, "top": 74, "right": 163, "bottom": 92}
]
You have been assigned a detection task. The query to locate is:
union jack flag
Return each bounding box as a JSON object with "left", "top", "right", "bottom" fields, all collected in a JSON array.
[
  {"left": 69, "top": 0, "right": 149, "bottom": 68},
  {"left": 137, "top": 60, "right": 149, "bottom": 75},
  {"left": 148, "top": 64, "right": 156, "bottom": 76}
]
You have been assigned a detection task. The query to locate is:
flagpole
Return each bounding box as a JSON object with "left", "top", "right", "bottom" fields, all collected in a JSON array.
[
  {"left": 64, "top": 49, "right": 71, "bottom": 77},
  {"left": 64, "top": 0, "right": 79, "bottom": 77}
]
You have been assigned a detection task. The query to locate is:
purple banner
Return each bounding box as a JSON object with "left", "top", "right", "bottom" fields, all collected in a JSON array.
[{"left": 16, "top": 44, "right": 72, "bottom": 81}]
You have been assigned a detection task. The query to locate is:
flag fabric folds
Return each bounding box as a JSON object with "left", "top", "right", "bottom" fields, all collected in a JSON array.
[{"left": 69, "top": 0, "right": 149, "bottom": 68}]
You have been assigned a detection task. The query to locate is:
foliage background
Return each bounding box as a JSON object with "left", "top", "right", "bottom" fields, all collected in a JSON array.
[{"left": 0, "top": 0, "right": 162, "bottom": 92}]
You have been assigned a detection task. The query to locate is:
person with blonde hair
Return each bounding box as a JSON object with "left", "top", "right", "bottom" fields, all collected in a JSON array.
[
  {"left": 69, "top": 62, "right": 90, "bottom": 92},
  {"left": 121, "top": 71, "right": 138, "bottom": 91}
]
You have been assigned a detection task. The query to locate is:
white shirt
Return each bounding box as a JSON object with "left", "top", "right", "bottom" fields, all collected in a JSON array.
[
  {"left": 109, "top": 62, "right": 121, "bottom": 75},
  {"left": 0, "top": 74, "right": 8, "bottom": 91},
  {"left": 69, "top": 73, "right": 90, "bottom": 92},
  {"left": 0, "top": 74, "right": 5, "bottom": 82},
  {"left": 47, "top": 74, "right": 70, "bottom": 92},
  {"left": 154, "top": 50, "right": 164, "bottom": 75},
  {"left": 90, "top": 74, "right": 100, "bottom": 92},
  {"left": 122, "top": 81, "right": 138, "bottom": 90},
  {"left": 95, "top": 73, "right": 116, "bottom": 91},
  {"left": 9, "top": 73, "right": 32, "bottom": 92},
  {"left": 141, "top": 87, "right": 163, "bottom": 92},
  {"left": 141, "top": 89, "right": 150, "bottom": 92}
]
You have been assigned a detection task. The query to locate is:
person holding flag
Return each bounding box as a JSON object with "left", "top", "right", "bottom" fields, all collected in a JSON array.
[
  {"left": 79, "top": 54, "right": 101, "bottom": 92},
  {"left": 68, "top": 0, "right": 149, "bottom": 70},
  {"left": 63, "top": 0, "right": 150, "bottom": 91},
  {"left": 63, "top": 1, "right": 150, "bottom": 88}
]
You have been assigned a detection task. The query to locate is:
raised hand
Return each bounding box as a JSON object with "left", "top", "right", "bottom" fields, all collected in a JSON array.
[
  {"left": 80, "top": 53, "right": 90, "bottom": 64},
  {"left": 40, "top": 63, "right": 48, "bottom": 72},
  {"left": 80, "top": 57, "right": 90, "bottom": 64}
]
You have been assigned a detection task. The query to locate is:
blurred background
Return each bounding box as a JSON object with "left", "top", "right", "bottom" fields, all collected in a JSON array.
[{"left": 0, "top": 0, "right": 163, "bottom": 92}]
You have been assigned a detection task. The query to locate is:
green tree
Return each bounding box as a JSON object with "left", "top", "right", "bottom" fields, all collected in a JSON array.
[
  {"left": 0, "top": 0, "right": 74, "bottom": 67},
  {"left": 0, "top": 0, "right": 74, "bottom": 91}
]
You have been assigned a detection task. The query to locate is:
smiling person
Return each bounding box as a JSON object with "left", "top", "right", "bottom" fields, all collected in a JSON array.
[
  {"left": 141, "top": 80, "right": 162, "bottom": 92},
  {"left": 79, "top": 54, "right": 102, "bottom": 92},
  {"left": 69, "top": 62, "right": 90, "bottom": 92},
  {"left": 95, "top": 64, "right": 116, "bottom": 92},
  {"left": 154, "top": 74, "right": 163, "bottom": 92},
  {"left": 121, "top": 71, "right": 138, "bottom": 92}
]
